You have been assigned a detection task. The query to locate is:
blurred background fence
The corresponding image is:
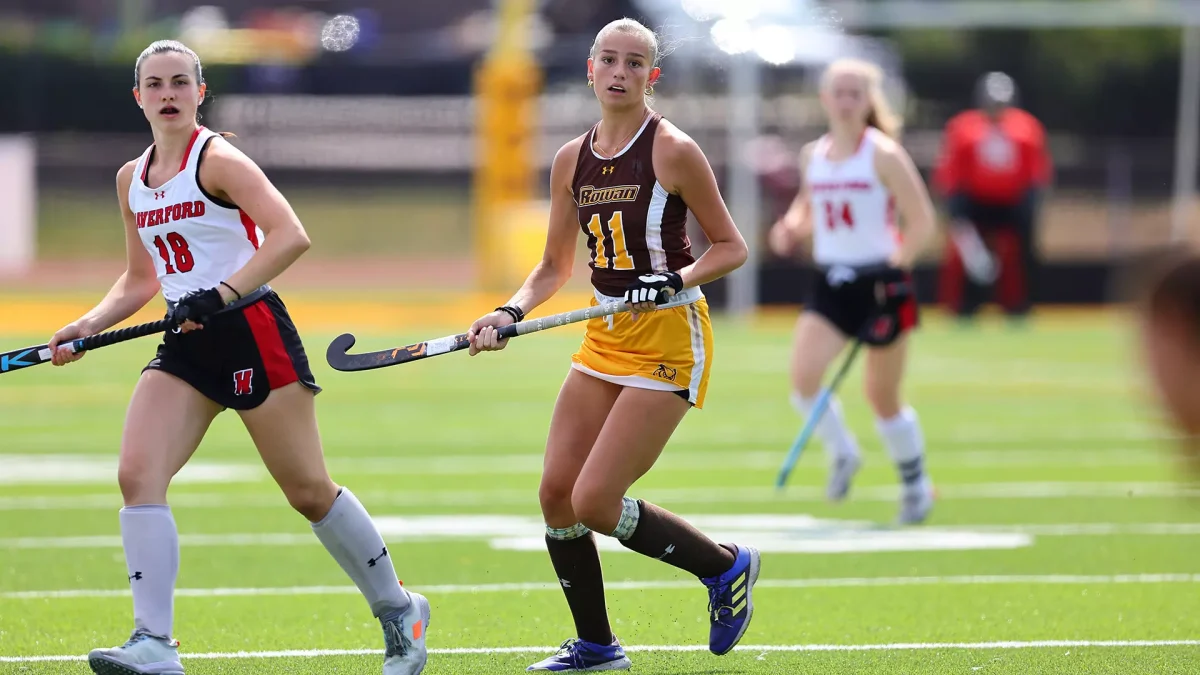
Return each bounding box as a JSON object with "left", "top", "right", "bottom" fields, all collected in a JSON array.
[{"left": 1, "top": 0, "right": 1198, "bottom": 311}]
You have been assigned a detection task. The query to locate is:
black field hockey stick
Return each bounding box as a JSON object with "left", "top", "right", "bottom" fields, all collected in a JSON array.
[
  {"left": 0, "top": 318, "right": 177, "bottom": 375},
  {"left": 327, "top": 298, "right": 641, "bottom": 372}
]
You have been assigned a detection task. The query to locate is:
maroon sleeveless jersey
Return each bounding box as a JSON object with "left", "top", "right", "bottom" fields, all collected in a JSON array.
[{"left": 573, "top": 113, "right": 695, "bottom": 297}]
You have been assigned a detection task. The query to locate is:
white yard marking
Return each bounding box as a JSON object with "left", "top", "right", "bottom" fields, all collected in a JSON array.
[
  {"left": 6, "top": 573, "right": 1200, "bottom": 601},
  {"left": 0, "top": 445, "right": 1176, "bottom": 490},
  {"left": 322, "top": 449, "right": 1180, "bottom": 473},
  {"left": 4, "top": 514, "right": 1199, "bottom": 552},
  {"left": 2, "top": 640, "right": 1197, "bottom": 662},
  {"left": 0, "top": 455, "right": 262, "bottom": 485},
  {"left": 2, "top": 480, "right": 1196, "bottom": 512},
  {"left": 490, "top": 532, "right": 1034, "bottom": 554}
]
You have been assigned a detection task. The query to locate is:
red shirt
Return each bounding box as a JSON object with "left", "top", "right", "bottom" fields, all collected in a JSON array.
[{"left": 934, "top": 108, "right": 1051, "bottom": 205}]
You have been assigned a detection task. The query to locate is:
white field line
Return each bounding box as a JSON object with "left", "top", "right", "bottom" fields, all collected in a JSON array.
[
  {"left": 3, "top": 640, "right": 1198, "bottom": 662},
  {"left": 3, "top": 481, "right": 1197, "bottom": 512},
  {"left": 5, "top": 573, "right": 1200, "bottom": 601},
  {"left": 0, "top": 446, "right": 1182, "bottom": 488},
  {"left": 3, "top": 522, "right": 1199, "bottom": 551},
  {"left": 317, "top": 449, "right": 1188, "bottom": 474}
]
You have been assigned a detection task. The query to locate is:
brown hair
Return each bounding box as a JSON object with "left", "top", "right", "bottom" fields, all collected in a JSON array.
[
  {"left": 134, "top": 40, "right": 235, "bottom": 138},
  {"left": 821, "top": 58, "right": 902, "bottom": 138}
]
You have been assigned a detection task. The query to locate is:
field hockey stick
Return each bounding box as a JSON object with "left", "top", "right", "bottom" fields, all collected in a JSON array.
[
  {"left": 0, "top": 318, "right": 177, "bottom": 375},
  {"left": 774, "top": 273, "right": 915, "bottom": 488},
  {"left": 775, "top": 336, "right": 864, "bottom": 489},
  {"left": 327, "top": 298, "right": 635, "bottom": 372},
  {"left": 950, "top": 219, "right": 998, "bottom": 284}
]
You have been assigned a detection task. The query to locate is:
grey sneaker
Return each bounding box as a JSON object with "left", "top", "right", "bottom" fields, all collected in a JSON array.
[
  {"left": 88, "top": 630, "right": 184, "bottom": 675},
  {"left": 826, "top": 454, "right": 862, "bottom": 502},
  {"left": 897, "top": 483, "right": 935, "bottom": 525},
  {"left": 382, "top": 590, "right": 431, "bottom": 675}
]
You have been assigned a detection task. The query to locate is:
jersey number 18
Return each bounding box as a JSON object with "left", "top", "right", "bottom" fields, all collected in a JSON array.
[{"left": 153, "top": 232, "right": 195, "bottom": 274}]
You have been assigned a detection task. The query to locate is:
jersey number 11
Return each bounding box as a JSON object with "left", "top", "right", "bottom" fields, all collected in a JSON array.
[{"left": 585, "top": 211, "right": 635, "bottom": 270}]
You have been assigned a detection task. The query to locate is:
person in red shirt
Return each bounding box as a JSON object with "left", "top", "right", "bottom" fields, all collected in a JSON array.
[{"left": 934, "top": 72, "right": 1052, "bottom": 321}]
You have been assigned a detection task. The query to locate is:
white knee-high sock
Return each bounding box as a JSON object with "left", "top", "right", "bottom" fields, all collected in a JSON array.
[
  {"left": 119, "top": 504, "right": 179, "bottom": 638},
  {"left": 876, "top": 407, "right": 930, "bottom": 491},
  {"left": 311, "top": 487, "right": 410, "bottom": 619},
  {"left": 791, "top": 392, "right": 861, "bottom": 462}
]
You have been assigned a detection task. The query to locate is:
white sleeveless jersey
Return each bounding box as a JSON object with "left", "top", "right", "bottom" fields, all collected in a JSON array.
[
  {"left": 805, "top": 128, "right": 898, "bottom": 267},
  {"left": 129, "top": 127, "right": 263, "bottom": 303}
]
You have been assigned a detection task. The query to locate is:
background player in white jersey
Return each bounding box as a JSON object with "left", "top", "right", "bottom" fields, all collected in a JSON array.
[
  {"left": 45, "top": 40, "right": 429, "bottom": 675},
  {"left": 769, "top": 58, "right": 938, "bottom": 524}
]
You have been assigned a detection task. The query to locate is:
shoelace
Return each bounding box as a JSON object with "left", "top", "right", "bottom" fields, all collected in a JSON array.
[
  {"left": 121, "top": 631, "right": 153, "bottom": 649},
  {"left": 550, "top": 639, "right": 588, "bottom": 668},
  {"left": 707, "top": 583, "right": 737, "bottom": 626},
  {"left": 383, "top": 618, "right": 412, "bottom": 658}
]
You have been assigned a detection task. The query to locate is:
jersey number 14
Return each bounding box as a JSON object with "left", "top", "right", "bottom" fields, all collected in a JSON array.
[
  {"left": 823, "top": 201, "right": 855, "bottom": 231},
  {"left": 153, "top": 232, "right": 195, "bottom": 274}
]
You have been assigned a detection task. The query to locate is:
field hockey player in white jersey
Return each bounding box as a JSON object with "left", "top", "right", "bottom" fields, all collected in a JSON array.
[
  {"left": 45, "top": 40, "right": 430, "bottom": 675},
  {"left": 769, "top": 58, "right": 938, "bottom": 524}
]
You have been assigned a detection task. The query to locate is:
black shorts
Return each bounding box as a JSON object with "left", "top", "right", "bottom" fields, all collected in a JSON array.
[
  {"left": 806, "top": 265, "right": 920, "bottom": 346},
  {"left": 143, "top": 291, "right": 321, "bottom": 410},
  {"left": 947, "top": 191, "right": 1037, "bottom": 235}
]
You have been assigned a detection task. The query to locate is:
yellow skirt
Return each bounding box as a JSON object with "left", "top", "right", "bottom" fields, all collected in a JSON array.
[{"left": 571, "top": 287, "right": 714, "bottom": 408}]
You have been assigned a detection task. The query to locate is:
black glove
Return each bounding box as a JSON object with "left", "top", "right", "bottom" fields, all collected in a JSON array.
[
  {"left": 624, "top": 271, "right": 683, "bottom": 307},
  {"left": 170, "top": 288, "right": 226, "bottom": 326},
  {"left": 873, "top": 267, "right": 914, "bottom": 313}
]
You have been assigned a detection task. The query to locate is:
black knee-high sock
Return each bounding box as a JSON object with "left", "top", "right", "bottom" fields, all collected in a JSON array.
[
  {"left": 614, "top": 498, "right": 735, "bottom": 580},
  {"left": 545, "top": 525, "right": 613, "bottom": 645}
]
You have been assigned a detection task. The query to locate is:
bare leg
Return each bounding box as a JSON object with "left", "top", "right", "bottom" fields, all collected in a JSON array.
[{"left": 538, "top": 369, "right": 623, "bottom": 646}]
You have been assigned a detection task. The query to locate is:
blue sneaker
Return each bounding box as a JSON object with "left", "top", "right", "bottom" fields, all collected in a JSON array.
[
  {"left": 526, "top": 638, "right": 631, "bottom": 672},
  {"left": 701, "top": 544, "right": 761, "bottom": 655}
]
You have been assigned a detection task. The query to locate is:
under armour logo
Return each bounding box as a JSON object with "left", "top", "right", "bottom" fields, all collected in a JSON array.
[
  {"left": 559, "top": 578, "right": 572, "bottom": 588},
  {"left": 128, "top": 571, "right": 143, "bottom": 582},
  {"left": 233, "top": 368, "right": 253, "bottom": 396},
  {"left": 601, "top": 166, "right": 614, "bottom": 175},
  {"left": 154, "top": 190, "right": 166, "bottom": 200},
  {"left": 367, "top": 547, "right": 388, "bottom": 568},
  {"left": 656, "top": 545, "right": 676, "bottom": 560}
]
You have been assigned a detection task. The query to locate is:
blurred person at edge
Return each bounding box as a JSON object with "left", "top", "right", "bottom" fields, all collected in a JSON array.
[
  {"left": 934, "top": 72, "right": 1052, "bottom": 323},
  {"left": 1137, "top": 252, "right": 1200, "bottom": 482}
]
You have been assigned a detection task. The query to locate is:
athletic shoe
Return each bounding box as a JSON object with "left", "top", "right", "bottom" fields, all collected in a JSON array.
[
  {"left": 526, "top": 638, "right": 631, "bottom": 671},
  {"left": 701, "top": 544, "right": 761, "bottom": 655},
  {"left": 88, "top": 630, "right": 184, "bottom": 675},
  {"left": 897, "top": 482, "right": 935, "bottom": 525},
  {"left": 826, "top": 453, "right": 862, "bottom": 502},
  {"left": 382, "top": 590, "right": 431, "bottom": 675}
]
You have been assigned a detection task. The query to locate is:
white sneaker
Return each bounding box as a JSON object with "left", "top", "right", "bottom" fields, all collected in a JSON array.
[
  {"left": 88, "top": 630, "right": 184, "bottom": 675},
  {"left": 382, "top": 590, "right": 431, "bottom": 675}
]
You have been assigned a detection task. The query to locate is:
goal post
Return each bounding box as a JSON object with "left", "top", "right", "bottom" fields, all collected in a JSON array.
[
  {"left": 0, "top": 135, "right": 36, "bottom": 277},
  {"left": 472, "top": 0, "right": 543, "bottom": 292}
]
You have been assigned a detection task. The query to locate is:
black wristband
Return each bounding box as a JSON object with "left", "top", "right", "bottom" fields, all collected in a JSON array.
[
  {"left": 496, "top": 305, "right": 525, "bottom": 323},
  {"left": 219, "top": 281, "right": 242, "bottom": 300}
]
